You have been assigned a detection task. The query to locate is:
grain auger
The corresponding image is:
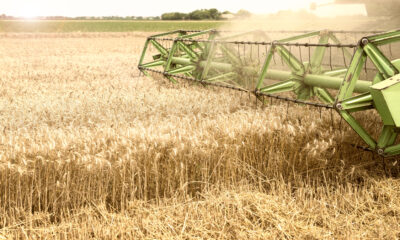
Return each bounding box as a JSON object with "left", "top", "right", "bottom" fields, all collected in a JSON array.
[{"left": 138, "top": 29, "right": 400, "bottom": 157}]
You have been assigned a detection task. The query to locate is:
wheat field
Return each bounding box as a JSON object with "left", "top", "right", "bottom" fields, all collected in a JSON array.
[{"left": 0, "top": 32, "right": 399, "bottom": 239}]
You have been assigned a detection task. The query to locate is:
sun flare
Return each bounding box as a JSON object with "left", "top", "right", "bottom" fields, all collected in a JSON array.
[{"left": 17, "top": 6, "right": 42, "bottom": 19}]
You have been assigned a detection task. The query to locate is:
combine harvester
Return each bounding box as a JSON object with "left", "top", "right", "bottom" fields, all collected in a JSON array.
[{"left": 138, "top": 29, "right": 400, "bottom": 158}]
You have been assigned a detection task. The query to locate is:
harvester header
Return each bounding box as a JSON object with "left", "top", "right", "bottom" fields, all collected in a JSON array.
[{"left": 138, "top": 29, "right": 400, "bottom": 157}]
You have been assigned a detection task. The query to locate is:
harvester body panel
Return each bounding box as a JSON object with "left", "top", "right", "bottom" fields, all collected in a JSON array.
[{"left": 370, "top": 74, "right": 400, "bottom": 127}]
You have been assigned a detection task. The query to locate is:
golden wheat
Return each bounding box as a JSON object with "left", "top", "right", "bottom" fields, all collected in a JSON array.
[{"left": 0, "top": 33, "right": 399, "bottom": 239}]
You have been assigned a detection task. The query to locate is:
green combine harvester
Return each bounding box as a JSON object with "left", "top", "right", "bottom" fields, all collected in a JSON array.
[{"left": 138, "top": 29, "right": 400, "bottom": 157}]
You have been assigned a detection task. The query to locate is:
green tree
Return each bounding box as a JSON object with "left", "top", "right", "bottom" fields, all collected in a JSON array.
[
  {"left": 161, "top": 12, "right": 187, "bottom": 20},
  {"left": 188, "top": 9, "right": 210, "bottom": 20},
  {"left": 209, "top": 8, "right": 220, "bottom": 20},
  {"left": 161, "top": 9, "right": 222, "bottom": 21}
]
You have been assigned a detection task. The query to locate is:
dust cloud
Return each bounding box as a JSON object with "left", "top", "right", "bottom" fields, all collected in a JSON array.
[{"left": 220, "top": 10, "right": 399, "bottom": 34}]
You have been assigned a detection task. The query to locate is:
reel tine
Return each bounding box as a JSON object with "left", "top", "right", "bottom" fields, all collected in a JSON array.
[
  {"left": 237, "top": 44, "right": 241, "bottom": 62},
  {"left": 308, "top": 37, "right": 312, "bottom": 65},
  {"left": 264, "top": 44, "right": 267, "bottom": 59},
  {"left": 250, "top": 43, "right": 253, "bottom": 63},
  {"left": 329, "top": 45, "right": 333, "bottom": 71},
  {"left": 272, "top": 48, "right": 277, "bottom": 65},
  {"left": 299, "top": 45, "right": 303, "bottom": 64},
  {"left": 244, "top": 44, "right": 247, "bottom": 65},
  {"left": 342, "top": 47, "right": 348, "bottom": 69}
]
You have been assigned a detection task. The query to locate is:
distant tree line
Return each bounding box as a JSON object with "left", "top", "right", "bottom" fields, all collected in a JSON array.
[
  {"left": 162, "top": 9, "right": 227, "bottom": 20},
  {"left": 0, "top": 14, "right": 161, "bottom": 20},
  {"left": 72, "top": 16, "right": 161, "bottom": 20},
  {"left": 161, "top": 9, "right": 252, "bottom": 20},
  {"left": 0, "top": 9, "right": 252, "bottom": 21}
]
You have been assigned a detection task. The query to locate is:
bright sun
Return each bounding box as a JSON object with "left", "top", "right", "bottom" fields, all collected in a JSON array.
[{"left": 18, "top": 6, "right": 42, "bottom": 19}]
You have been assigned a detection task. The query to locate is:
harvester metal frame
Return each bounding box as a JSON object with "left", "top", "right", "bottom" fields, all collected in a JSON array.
[{"left": 138, "top": 29, "right": 400, "bottom": 157}]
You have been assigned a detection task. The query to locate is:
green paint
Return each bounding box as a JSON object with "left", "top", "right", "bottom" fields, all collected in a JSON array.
[{"left": 370, "top": 74, "right": 400, "bottom": 127}]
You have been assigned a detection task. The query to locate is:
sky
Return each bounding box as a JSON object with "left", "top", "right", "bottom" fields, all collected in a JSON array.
[{"left": 2, "top": 0, "right": 366, "bottom": 18}]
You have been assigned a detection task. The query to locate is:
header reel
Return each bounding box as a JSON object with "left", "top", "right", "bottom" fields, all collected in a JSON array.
[{"left": 138, "top": 29, "right": 400, "bottom": 157}]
